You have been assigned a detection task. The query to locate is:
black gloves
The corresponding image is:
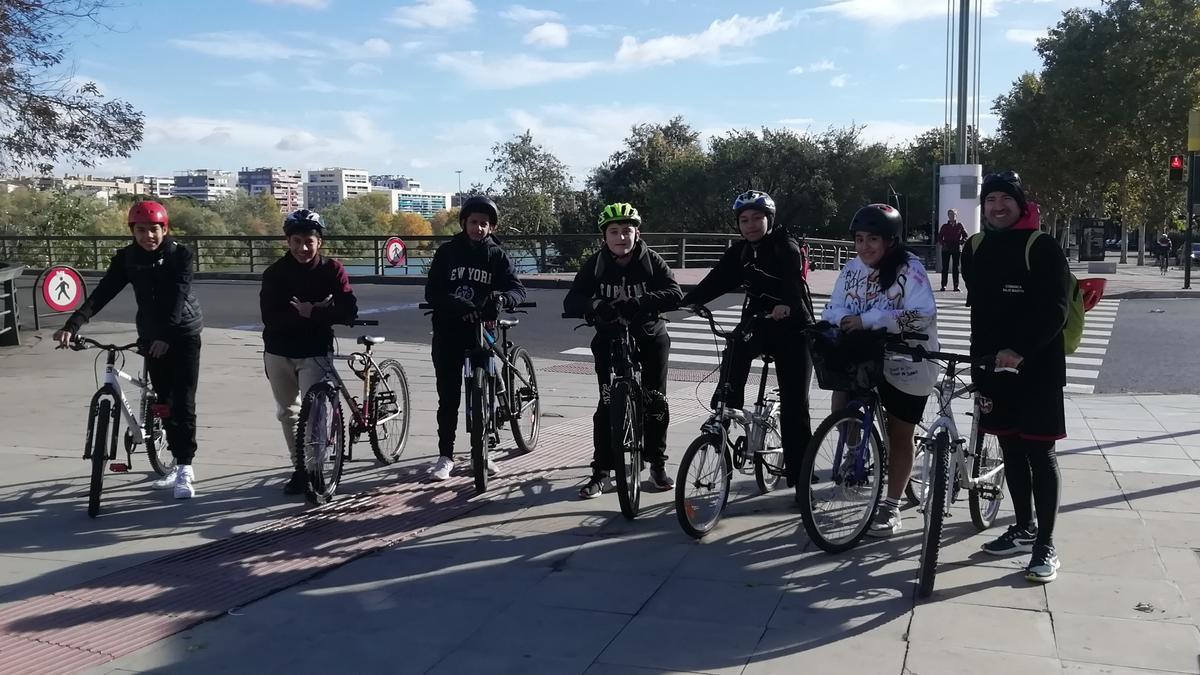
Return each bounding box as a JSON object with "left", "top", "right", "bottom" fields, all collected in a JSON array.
[
  {"left": 614, "top": 296, "right": 641, "bottom": 320},
  {"left": 593, "top": 299, "right": 620, "bottom": 323}
]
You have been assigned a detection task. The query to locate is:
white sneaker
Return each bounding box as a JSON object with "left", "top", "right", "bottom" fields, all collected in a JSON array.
[
  {"left": 428, "top": 456, "right": 454, "bottom": 481},
  {"left": 474, "top": 452, "right": 499, "bottom": 477},
  {"left": 173, "top": 465, "right": 195, "bottom": 499},
  {"left": 152, "top": 466, "right": 179, "bottom": 489}
]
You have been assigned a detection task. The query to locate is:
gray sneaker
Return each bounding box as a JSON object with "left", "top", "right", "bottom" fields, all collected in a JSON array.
[
  {"left": 1025, "top": 543, "right": 1060, "bottom": 583},
  {"left": 579, "top": 474, "right": 611, "bottom": 500},
  {"left": 981, "top": 524, "right": 1038, "bottom": 556},
  {"left": 866, "top": 505, "right": 901, "bottom": 538}
]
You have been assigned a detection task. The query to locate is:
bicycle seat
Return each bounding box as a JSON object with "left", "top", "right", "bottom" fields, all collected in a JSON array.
[
  {"left": 499, "top": 319, "right": 519, "bottom": 328},
  {"left": 357, "top": 335, "right": 386, "bottom": 346}
]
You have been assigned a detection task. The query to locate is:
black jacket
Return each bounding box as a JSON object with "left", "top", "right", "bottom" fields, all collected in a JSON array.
[
  {"left": 260, "top": 254, "right": 359, "bottom": 358},
  {"left": 425, "top": 232, "right": 527, "bottom": 333},
  {"left": 562, "top": 240, "right": 683, "bottom": 338},
  {"left": 64, "top": 236, "right": 203, "bottom": 341},
  {"left": 682, "top": 228, "right": 814, "bottom": 326},
  {"left": 962, "top": 228, "right": 1071, "bottom": 389}
]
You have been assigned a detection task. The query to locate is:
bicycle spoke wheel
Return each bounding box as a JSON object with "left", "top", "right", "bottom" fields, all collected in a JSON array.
[
  {"left": 369, "top": 359, "right": 411, "bottom": 464},
  {"left": 798, "top": 408, "right": 884, "bottom": 553},
  {"left": 754, "top": 415, "right": 785, "bottom": 494},
  {"left": 296, "top": 383, "right": 346, "bottom": 504},
  {"left": 467, "top": 371, "right": 491, "bottom": 494},
  {"left": 968, "top": 407, "right": 1005, "bottom": 530},
  {"left": 507, "top": 347, "right": 541, "bottom": 453},
  {"left": 906, "top": 442, "right": 931, "bottom": 505},
  {"left": 675, "top": 433, "right": 731, "bottom": 538},
  {"left": 87, "top": 399, "right": 112, "bottom": 518},
  {"left": 917, "top": 431, "right": 952, "bottom": 598},
  {"left": 610, "top": 382, "right": 642, "bottom": 520},
  {"left": 142, "top": 389, "right": 172, "bottom": 477}
]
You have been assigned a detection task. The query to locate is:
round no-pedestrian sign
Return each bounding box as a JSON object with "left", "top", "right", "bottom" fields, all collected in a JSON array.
[
  {"left": 42, "top": 266, "right": 84, "bottom": 313},
  {"left": 383, "top": 237, "right": 407, "bottom": 267}
]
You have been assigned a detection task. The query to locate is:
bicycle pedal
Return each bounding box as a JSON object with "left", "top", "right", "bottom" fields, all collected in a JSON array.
[{"left": 109, "top": 463, "right": 130, "bottom": 472}]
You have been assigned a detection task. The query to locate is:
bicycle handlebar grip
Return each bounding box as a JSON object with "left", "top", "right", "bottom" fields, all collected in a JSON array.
[
  {"left": 514, "top": 302, "right": 536, "bottom": 308},
  {"left": 351, "top": 319, "right": 379, "bottom": 326},
  {"left": 418, "top": 303, "right": 433, "bottom": 309},
  {"left": 898, "top": 332, "right": 929, "bottom": 342}
]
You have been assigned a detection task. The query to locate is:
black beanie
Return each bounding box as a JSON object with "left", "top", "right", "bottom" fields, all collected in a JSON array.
[{"left": 980, "top": 174, "right": 1027, "bottom": 215}]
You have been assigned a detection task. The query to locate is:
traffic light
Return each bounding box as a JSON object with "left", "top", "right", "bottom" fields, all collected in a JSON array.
[{"left": 1169, "top": 154, "right": 1185, "bottom": 182}]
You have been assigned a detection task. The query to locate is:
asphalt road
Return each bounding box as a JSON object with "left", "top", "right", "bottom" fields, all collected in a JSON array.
[
  {"left": 16, "top": 277, "right": 1196, "bottom": 393},
  {"left": 1094, "top": 298, "right": 1200, "bottom": 394}
]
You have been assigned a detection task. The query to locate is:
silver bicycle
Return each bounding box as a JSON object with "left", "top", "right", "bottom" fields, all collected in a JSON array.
[{"left": 67, "top": 336, "right": 170, "bottom": 518}]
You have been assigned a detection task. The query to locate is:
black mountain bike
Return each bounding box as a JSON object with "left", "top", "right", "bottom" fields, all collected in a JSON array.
[
  {"left": 421, "top": 302, "right": 540, "bottom": 493},
  {"left": 564, "top": 312, "right": 646, "bottom": 520}
]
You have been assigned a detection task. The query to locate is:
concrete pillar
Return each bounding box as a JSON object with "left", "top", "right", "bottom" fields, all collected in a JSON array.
[{"left": 938, "top": 164, "right": 983, "bottom": 235}]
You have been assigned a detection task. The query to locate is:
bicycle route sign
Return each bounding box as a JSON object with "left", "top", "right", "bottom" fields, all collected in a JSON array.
[
  {"left": 42, "top": 266, "right": 84, "bottom": 313},
  {"left": 383, "top": 237, "right": 407, "bottom": 267}
]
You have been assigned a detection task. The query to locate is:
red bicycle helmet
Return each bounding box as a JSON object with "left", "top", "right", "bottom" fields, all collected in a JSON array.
[
  {"left": 128, "top": 200, "right": 169, "bottom": 229},
  {"left": 1079, "top": 278, "right": 1106, "bottom": 313}
]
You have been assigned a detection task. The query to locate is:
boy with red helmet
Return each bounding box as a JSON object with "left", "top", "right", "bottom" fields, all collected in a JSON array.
[{"left": 55, "top": 200, "right": 204, "bottom": 499}]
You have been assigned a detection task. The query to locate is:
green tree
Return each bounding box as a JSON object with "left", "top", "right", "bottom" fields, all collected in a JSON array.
[
  {"left": 393, "top": 211, "right": 432, "bottom": 237},
  {"left": 486, "top": 130, "right": 571, "bottom": 235},
  {"left": 0, "top": 0, "right": 143, "bottom": 174},
  {"left": 589, "top": 116, "right": 704, "bottom": 211},
  {"left": 429, "top": 208, "right": 460, "bottom": 236}
]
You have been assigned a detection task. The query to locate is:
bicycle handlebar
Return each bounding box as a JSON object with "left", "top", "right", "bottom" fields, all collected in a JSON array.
[
  {"left": 351, "top": 319, "right": 379, "bottom": 326},
  {"left": 68, "top": 336, "right": 140, "bottom": 352},
  {"left": 685, "top": 305, "right": 770, "bottom": 340},
  {"left": 418, "top": 301, "right": 536, "bottom": 311}
]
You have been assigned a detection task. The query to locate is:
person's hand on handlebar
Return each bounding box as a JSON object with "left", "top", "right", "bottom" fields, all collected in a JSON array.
[
  {"left": 614, "top": 296, "right": 641, "bottom": 321},
  {"left": 770, "top": 304, "right": 791, "bottom": 321},
  {"left": 591, "top": 299, "right": 620, "bottom": 324},
  {"left": 53, "top": 329, "right": 74, "bottom": 349},
  {"left": 995, "top": 348, "right": 1024, "bottom": 371},
  {"left": 481, "top": 291, "right": 508, "bottom": 321},
  {"left": 839, "top": 315, "right": 863, "bottom": 332}
]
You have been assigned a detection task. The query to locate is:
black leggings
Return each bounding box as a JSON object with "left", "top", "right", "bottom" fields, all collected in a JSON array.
[
  {"left": 999, "top": 436, "right": 1060, "bottom": 546},
  {"left": 940, "top": 246, "right": 961, "bottom": 289}
]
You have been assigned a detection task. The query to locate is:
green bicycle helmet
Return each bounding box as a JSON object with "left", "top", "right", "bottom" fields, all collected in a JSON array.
[{"left": 597, "top": 202, "right": 642, "bottom": 230}]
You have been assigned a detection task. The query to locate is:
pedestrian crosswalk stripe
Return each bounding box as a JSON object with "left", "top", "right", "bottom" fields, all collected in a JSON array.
[{"left": 561, "top": 294, "right": 1122, "bottom": 395}]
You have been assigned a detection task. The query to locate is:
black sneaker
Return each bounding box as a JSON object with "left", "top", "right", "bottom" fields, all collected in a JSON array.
[
  {"left": 579, "top": 474, "right": 611, "bottom": 500},
  {"left": 283, "top": 468, "right": 307, "bottom": 495},
  {"left": 648, "top": 465, "right": 674, "bottom": 491},
  {"left": 980, "top": 524, "right": 1038, "bottom": 556},
  {"left": 1025, "top": 543, "right": 1060, "bottom": 583}
]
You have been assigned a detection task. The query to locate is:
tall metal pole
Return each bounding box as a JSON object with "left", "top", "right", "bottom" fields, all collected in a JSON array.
[
  {"left": 1186, "top": 153, "right": 1195, "bottom": 289},
  {"left": 956, "top": 0, "right": 971, "bottom": 163},
  {"left": 455, "top": 170, "right": 463, "bottom": 194}
]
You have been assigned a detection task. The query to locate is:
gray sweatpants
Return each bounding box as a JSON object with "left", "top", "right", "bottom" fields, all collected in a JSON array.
[{"left": 263, "top": 352, "right": 333, "bottom": 467}]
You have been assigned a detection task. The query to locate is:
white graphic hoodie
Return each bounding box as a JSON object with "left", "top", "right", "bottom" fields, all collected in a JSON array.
[{"left": 821, "top": 252, "right": 939, "bottom": 396}]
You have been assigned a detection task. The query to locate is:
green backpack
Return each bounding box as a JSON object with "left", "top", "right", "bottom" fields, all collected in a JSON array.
[{"left": 968, "top": 230, "right": 1084, "bottom": 355}]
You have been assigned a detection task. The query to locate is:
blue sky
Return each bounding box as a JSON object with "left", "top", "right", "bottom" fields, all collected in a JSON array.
[{"left": 67, "top": 0, "right": 1101, "bottom": 191}]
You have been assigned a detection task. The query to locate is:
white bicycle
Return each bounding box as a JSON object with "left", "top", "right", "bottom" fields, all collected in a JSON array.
[{"left": 66, "top": 336, "right": 170, "bottom": 517}]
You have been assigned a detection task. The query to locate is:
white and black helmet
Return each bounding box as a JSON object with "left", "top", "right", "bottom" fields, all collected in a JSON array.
[{"left": 284, "top": 209, "right": 325, "bottom": 236}]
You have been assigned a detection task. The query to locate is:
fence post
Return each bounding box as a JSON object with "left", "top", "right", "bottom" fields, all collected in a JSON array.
[
  {"left": 374, "top": 238, "right": 382, "bottom": 275},
  {"left": 248, "top": 239, "right": 255, "bottom": 273},
  {"left": 677, "top": 238, "right": 687, "bottom": 269},
  {"left": 92, "top": 240, "right": 100, "bottom": 270},
  {"left": 193, "top": 239, "right": 202, "bottom": 272}
]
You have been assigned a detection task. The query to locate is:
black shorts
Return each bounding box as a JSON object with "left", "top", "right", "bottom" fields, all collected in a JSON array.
[
  {"left": 878, "top": 380, "right": 928, "bottom": 426},
  {"left": 978, "top": 379, "right": 1066, "bottom": 441}
]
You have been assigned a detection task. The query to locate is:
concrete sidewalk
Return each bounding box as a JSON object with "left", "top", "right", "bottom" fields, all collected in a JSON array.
[{"left": 0, "top": 326, "right": 1198, "bottom": 674}]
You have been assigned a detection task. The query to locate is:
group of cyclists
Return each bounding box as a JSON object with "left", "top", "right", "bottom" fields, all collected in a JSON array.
[{"left": 51, "top": 169, "right": 1070, "bottom": 585}]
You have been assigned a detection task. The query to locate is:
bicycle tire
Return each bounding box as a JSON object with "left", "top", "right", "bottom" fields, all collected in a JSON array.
[
  {"left": 468, "top": 370, "right": 490, "bottom": 494},
  {"left": 368, "top": 359, "right": 411, "bottom": 464},
  {"left": 968, "top": 404, "right": 1005, "bottom": 530},
  {"left": 610, "top": 381, "right": 642, "bottom": 520},
  {"left": 753, "top": 414, "right": 785, "bottom": 494},
  {"left": 798, "top": 407, "right": 885, "bottom": 554},
  {"left": 88, "top": 399, "right": 112, "bottom": 518},
  {"left": 507, "top": 347, "right": 541, "bottom": 453},
  {"left": 295, "top": 383, "right": 346, "bottom": 504},
  {"left": 142, "top": 388, "right": 171, "bottom": 477},
  {"left": 674, "top": 432, "right": 732, "bottom": 538},
  {"left": 917, "top": 430, "right": 952, "bottom": 598}
]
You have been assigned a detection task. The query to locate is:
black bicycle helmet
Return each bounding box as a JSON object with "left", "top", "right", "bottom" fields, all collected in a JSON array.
[
  {"left": 848, "top": 203, "right": 901, "bottom": 239},
  {"left": 283, "top": 209, "right": 325, "bottom": 237},
  {"left": 459, "top": 195, "right": 499, "bottom": 226}
]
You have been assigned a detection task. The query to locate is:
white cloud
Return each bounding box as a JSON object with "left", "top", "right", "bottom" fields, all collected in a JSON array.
[
  {"left": 575, "top": 24, "right": 624, "bottom": 38},
  {"left": 857, "top": 120, "right": 936, "bottom": 144},
  {"left": 809, "top": 0, "right": 1000, "bottom": 24},
  {"left": 276, "top": 131, "right": 327, "bottom": 151},
  {"left": 300, "top": 77, "right": 404, "bottom": 101},
  {"left": 776, "top": 117, "right": 815, "bottom": 126},
  {"left": 523, "top": 22, "right": 568, "bottom": 48},
  {"left": 389, "top": 0, "right": 476, "bottom": 29},
  {"left": 348, "top": 62, "right": 383, "bottom": 77},
  {"left": 830, "top": 74, "right": 849, "bottom": 88},
  {"left": 401, "top": 41, "right": 425, "bottom": 52},
  {"left": 218, "top": 71, "right": 278, "bottom": 88},
  {"left": 410, "top": 158, "right": 431, "bottom": 169},
  {"left": 789, "top": 59, "right": 835, "bottom": 75},
  {"left": 436, "top": 52, "right": 607, "bottom": 88},
  {"left": 172, "top": 31, "right": 390, "bottom": 60},
  {"left": 1005, "top": 28, "right": 1046, "bottom": 45},
  {"left": 500, "top": 4, "right": 562, "bottom": 22},
  {"left": 615, "top": 11, "right": 795, "bottom": 65},
  {"left": 252, "top": 0, "right": 329, "bottom": 8}
]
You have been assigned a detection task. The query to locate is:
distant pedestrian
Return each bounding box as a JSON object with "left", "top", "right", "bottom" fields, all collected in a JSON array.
[{"left": 938, "top": 209, "right": 968, "bottom": 292}]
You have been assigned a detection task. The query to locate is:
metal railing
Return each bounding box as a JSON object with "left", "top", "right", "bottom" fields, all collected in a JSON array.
[{"left": 0, "top": 233, "right": 858, "bottom": 276}]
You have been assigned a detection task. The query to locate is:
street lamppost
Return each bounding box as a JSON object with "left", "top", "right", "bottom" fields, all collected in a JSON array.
[{"left": 455, "top": 170, "right": 462, "bottom": 194}]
